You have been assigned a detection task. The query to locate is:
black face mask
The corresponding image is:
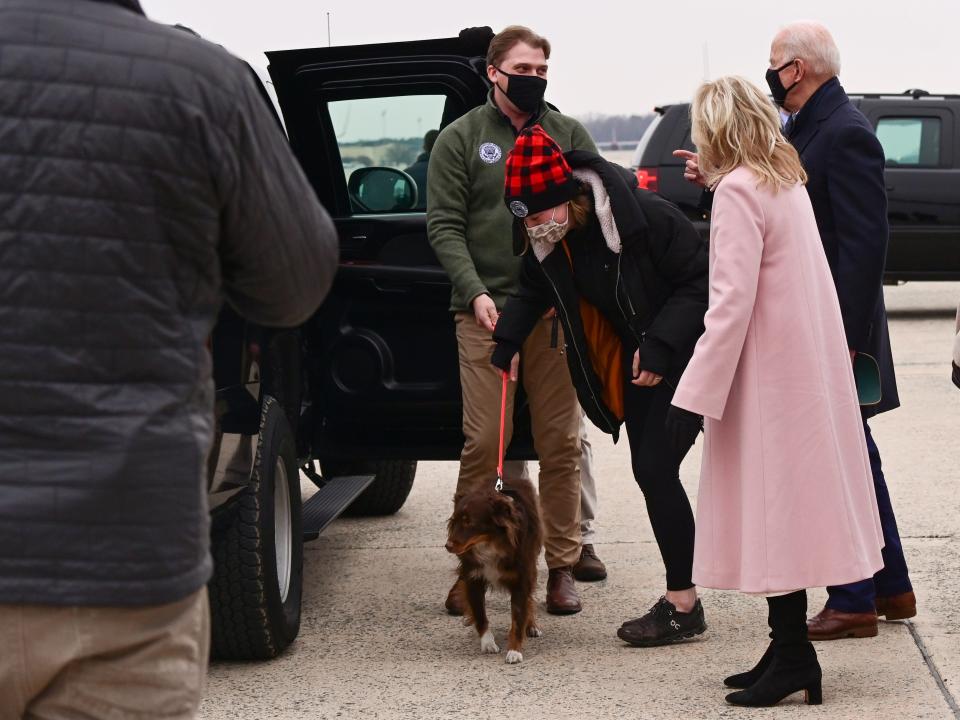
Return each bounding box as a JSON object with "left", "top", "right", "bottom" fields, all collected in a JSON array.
[
  {"left": 766, "top": 59, "right": 799, "bottom": 107},
  {"left": 494, "top": 67, "right": 547, "bottom": 114}
]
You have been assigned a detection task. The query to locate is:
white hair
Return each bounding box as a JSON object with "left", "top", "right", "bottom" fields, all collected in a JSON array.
[{"left": 776, "top": 21, "right": 841, "bottom": 78}]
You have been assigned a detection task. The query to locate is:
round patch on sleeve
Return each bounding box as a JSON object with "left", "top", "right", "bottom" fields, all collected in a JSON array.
[
  {"left": 509, "top": 201, "right": 529, "bottom": 218},
  {"left": 479, "top": 142, "right": 503, "bottom": 164}
]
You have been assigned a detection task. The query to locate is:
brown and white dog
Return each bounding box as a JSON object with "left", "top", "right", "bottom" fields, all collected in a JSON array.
[{"left": 445, "top": 479, "right": 543, "bottom": 664}]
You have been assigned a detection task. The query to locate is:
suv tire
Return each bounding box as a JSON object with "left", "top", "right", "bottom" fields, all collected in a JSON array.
[
  {"left": 208, "top": 396, "right": 303, "bottom": 660},
  {"left": 320, "top": 459, "right": 417, "bottom": 516}
]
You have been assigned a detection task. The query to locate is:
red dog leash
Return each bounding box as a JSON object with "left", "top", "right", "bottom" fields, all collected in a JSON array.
[{"left": 496, "top": 370, "right": 507, "bottom": 493}]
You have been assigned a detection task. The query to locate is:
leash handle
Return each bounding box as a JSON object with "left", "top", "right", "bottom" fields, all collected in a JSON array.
[{"left": 496, "top": 370, "right": 507, "bottom": 492}]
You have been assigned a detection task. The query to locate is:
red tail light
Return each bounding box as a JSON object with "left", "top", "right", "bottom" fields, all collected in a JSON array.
[{"left": 635, "top": 167, "right": 659, "bottom": 193}]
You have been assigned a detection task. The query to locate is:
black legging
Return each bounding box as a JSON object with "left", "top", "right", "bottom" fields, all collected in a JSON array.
[{"left": 623, "top": 378, "right": 697, "bottom": 591}]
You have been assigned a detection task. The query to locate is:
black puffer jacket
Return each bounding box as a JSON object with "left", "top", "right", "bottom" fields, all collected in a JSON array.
[
  {"left": 493, "top": 151, "right": 708, "bottom": 439},
  {"left": 0, "top": 0, "right": 337, "bottom": 606}
]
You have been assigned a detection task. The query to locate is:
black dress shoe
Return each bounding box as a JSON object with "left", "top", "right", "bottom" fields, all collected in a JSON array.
[
  {"left": 617, "top": 597, "right": 706, "bottom": 647},
  {"left": 724, "top": 642, "right": 773, "bottom": 688},
  {"left": 725, "top": 644, "right": 822, "bottom": 706}
]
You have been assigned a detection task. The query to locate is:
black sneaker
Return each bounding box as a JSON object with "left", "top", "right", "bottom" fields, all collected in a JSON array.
[{"left": 617, "top": 597, "right": 707, "bottom": 647}]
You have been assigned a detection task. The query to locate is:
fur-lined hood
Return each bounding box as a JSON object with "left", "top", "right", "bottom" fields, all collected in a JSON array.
[{"left": 565, "top": 149, "right": 649, "bottom": 249}]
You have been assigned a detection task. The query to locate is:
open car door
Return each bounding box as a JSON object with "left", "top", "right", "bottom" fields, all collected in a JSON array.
[{"left": 267, "top": 30, "right": 535, "bottom": 463}]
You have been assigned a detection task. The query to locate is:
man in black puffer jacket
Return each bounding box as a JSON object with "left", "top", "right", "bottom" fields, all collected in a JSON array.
[
  {"left": 0, "top": 0, "right": 337, "bottom": 715},
  {"left": 493, "top": 126, "right": 709, "bottom": 647}
]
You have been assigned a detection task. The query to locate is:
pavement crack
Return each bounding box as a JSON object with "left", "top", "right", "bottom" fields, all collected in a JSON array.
[{"left": 906, "top": 620, "right": 960, "bottom": 718}]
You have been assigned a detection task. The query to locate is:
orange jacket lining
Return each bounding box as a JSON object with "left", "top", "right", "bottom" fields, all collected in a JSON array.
[{"left": 560, "top": 240, "right": 625, "bottom": 421}]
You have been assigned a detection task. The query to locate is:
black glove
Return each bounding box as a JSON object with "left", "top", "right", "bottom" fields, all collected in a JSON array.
[
  {"left": 665, "top": 405, "right": 703, "bottom": 457},
  {"left": 491, "top": 341, "right": 520, "bottom": 372}
]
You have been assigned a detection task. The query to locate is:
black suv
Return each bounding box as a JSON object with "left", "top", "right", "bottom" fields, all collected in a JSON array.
[
  {"left": 633, "top": 91, "right": 960, "bottom": 281},
  {"left": 205, "top": 30, "right": 544, "bottom": 661}
]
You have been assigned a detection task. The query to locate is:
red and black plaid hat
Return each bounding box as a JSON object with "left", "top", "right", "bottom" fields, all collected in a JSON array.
[{"left": 503, "top": 125, "right": 580, "bottom": 218}]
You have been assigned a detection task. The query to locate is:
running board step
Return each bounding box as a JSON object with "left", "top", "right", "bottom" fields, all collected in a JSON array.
[{"left": 302, "top": 474, "right": 375, "bottom": 541}]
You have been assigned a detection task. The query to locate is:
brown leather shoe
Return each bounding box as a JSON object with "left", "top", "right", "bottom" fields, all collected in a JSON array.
[
  {"left": 546, "top": 567, "right": 582, "bottom": 615},
  {"left": 445, "top": 581, "right": 464, "bottom": 616},
  {"left": 573, "top": 544, "right": 607, "bottom": 582},
  {"left": 876, "top": 591, "right": 917, "bottom": 620},
  {"left": 807, "top": 607, "right": 878, "bottom": 640}
]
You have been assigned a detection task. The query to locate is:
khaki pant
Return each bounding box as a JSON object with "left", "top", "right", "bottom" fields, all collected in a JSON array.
[
  {"left": 506, "top": 412, "right": 598, "bottom": 544},
  {"left": 578, "top": 417, "right": 598, "bottom": 544},
  {"left": 0, "top": 588, "right": 209, "bottom": 720},
  {"left": 455, "top": 313, "right": 582, "bottom": 568}
]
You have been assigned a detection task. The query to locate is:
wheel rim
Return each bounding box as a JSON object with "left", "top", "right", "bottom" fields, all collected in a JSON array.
[{"left": 274, "top": 458, "right": 293, "bottom": 604}]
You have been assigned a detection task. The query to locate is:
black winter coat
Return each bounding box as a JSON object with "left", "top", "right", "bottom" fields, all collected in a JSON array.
[
  {"left": 0, "top": 0, "right": 338, "bottom": 606},
  {"left": 493, "top": 151, "right": 708, "bottom": 440}
]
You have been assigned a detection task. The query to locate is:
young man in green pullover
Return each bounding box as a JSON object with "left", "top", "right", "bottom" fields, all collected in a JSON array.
[{"left": 427, "top": 25, "right": 601, "bottom": 616}]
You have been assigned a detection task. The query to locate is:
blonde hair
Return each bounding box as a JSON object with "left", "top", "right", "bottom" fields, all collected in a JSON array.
[{"left": 691, "top": 76, "right": 807, "bottom": 192}]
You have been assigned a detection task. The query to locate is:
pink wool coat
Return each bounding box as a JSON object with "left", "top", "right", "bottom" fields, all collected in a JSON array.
[{"left": 672, "top": 167, "right": 884, "bottom": 593}]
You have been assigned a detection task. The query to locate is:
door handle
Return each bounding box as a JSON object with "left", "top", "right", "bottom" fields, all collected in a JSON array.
[
  {"left": 886, "top": 185, "right": 895, "bottom": 191},
  {"left": 371, "top": 278, "right": 412, "bottom": 294}
]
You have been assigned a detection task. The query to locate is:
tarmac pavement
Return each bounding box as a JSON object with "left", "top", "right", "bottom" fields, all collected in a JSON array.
[{"left": 199, "top": 281, "right": 960, "bottom": 720}]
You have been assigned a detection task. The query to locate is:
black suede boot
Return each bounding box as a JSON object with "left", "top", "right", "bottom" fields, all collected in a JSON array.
[
  {"left": 724, "top": 593, "right": 784, "bottom": 688},
  {"left": 726, "top": 591, "right": 823, "bottom": 706},
  {"left": 724, "top": 641, "right": 773, "bottom": 688}
]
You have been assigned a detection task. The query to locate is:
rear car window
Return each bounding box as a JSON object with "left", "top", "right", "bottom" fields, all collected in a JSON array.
[
  {"left": 631, "top": 114, "right": 662, "bottom": 168},
  {"left": 649, "top": 105, "right": 695, "bottom": 166},
  {"left": 876, "top": 116, "right": 942, "bottom": 166}
]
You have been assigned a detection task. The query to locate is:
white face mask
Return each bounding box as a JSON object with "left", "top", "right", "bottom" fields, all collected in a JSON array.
[{"left": 526, "top": 205, "right": 569, "bottom": 245}]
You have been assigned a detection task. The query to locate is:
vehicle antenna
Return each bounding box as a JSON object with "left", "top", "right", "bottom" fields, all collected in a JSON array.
[{"left": 327, "top": 12, "right": 332, "bottom": 47}]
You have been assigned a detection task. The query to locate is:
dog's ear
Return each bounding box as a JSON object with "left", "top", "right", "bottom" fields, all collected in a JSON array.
[
  {"left": 447, "top": 494, "right": 468, "bottom": 531},
  {"left": 491, "top": 494, "right": 520, "bottom": 546},
  {"left": 491, "top": 493, "right": 516, "bottom": 519}
]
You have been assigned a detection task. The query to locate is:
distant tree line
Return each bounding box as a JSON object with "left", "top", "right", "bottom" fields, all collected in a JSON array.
[
  {"left": 340, "top": 137, "right": 422, "bottom": 168},
  {"left": 338, "top": 115, "right": 660, "bottom": 164},
  {"left": 578, "top": 114, "right": 656, "bottom": 145}
]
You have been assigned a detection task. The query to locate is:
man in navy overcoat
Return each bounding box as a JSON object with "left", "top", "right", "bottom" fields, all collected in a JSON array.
[{"left": 769, "top": 22, "right": 914, "bottom": 638}]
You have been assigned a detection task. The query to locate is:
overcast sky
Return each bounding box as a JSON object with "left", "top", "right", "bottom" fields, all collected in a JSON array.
[{"left": 140, "top": 0, "right": 957, "bottom": 118}]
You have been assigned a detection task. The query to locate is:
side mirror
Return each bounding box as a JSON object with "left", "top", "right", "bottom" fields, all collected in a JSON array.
[{"left": 347, "top": 167, "right": 418, "bottom": 213}]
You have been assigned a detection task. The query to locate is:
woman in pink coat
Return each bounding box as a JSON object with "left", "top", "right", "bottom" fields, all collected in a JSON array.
[{"left": 669, "top": 76, "right": 884, "bottom": 707}]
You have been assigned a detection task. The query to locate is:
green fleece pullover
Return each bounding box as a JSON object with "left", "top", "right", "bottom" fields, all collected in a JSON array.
[{"left": 427, "top": 91, "right": 597, "bottom": 312}]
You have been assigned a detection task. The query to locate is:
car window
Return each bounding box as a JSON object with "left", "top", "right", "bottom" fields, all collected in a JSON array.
[
  {"left": 632, "top": 114, "right": 662, "bottom": 167},
  {"left": 328, "top": 94, "right": 446, "bottom": 213},
  {"left": 876, "top": 116, "right": 942, "bottom": 166}
]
